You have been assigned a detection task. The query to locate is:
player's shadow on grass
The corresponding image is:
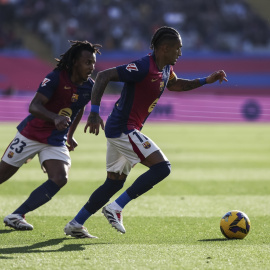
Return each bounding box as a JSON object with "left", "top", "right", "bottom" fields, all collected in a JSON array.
[
  {"left": 198, "top": 238, "right": 236, "bottom": 242},
  {"left": 0, "top": 229, "right": 14, "bottom": 234},
  {"left": 0, "top": 237, "right": 106, "bottom": 259}
]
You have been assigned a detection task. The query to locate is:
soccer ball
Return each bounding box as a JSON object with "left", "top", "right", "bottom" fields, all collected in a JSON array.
[{"left": 220, "top": 210, "right": 251, "bottom": 239}]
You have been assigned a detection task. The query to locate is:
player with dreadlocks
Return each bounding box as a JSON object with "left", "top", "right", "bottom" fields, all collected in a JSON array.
[
  {"left": 1, "top": 40, "right": 103, "bottom": 236},
  {"left": 64, "top": 26, "right": 228, "bottom": 238}
]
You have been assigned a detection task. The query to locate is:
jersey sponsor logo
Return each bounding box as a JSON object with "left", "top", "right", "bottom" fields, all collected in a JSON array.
[
  {"left": 71, "top": 93, "right": 79, "bottom": 102},
  {"left": 143, "top": 141, "right": 151, "bottom": 149},
  {"left": 126, "top": 63, "right": 138, "bottom": 72},
  {"left": 148, "top": 98, "right": 159, "bottom": 113},
  {"left": 160, "top": 81, "right": 165, "bottom": 91},
  {"left": 41, "top": 78, "right": 50, "bottom": 87},
  {"left": 64, "top": 86, "right": 71, "bottom": 89},
  {"left": 59, "top": 108, "right": 72, "bottom": 117},
  {"left": 7, "top": 151, "right": 14, "bottom": 158}
]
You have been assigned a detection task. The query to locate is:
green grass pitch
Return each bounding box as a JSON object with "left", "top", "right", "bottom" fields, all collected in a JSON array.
[{"left": 0, "top": 122, "right": 270, "bottom": 269}]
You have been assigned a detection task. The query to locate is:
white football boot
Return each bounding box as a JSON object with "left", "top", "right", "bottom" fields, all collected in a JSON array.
[
  {"left": 102, "top": 205, "right": 126, "bottom": 233},
  {"left": 4, "top": 214, "right": 33, "bottom": 230},
  {"left": 64, "top": 222, "right": 98, "bottom": 239}
]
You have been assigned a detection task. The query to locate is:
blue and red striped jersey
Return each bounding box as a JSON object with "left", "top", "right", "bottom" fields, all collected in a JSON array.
[
  {"left": 17, "top": 69, "right": 93, "bottom": 146},
  {"left": 105, "top": 53, "right": 175, "bottom": 138}
]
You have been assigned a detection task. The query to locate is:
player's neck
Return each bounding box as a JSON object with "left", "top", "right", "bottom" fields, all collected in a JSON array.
[
  {"left": 70, "top": 74, "right": 84, "bottom": 85},
  {"left": 154, "top": 53, "right": 166, "bottom": 71}
]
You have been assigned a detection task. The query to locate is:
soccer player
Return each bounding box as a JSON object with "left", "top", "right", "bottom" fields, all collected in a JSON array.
[
  {"left": 64, "top": 26, "right": 228, "bottom": 238},
  {"left": 1, "top": 40, "right": 102, "bottom": 235}
]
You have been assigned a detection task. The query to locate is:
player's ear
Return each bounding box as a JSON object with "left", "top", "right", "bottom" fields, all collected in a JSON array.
[{"left": 160, "top": 43, "right": 169, "bottom": 54}]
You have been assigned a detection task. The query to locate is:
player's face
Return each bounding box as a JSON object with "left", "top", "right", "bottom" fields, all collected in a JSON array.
[
  {"left": 72, "top": 50, "right": 96, "bottom": 84},
  {"left": 165, "top": 37, "right": 182, "bottom": 66}
]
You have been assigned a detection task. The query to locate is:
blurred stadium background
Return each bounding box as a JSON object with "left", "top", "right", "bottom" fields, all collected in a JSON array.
[{"left": 0, "top": 0, "right": 269, "bottom": 123}]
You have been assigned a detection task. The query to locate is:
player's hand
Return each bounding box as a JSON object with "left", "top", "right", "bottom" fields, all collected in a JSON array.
[
  {"left": 84, "top": 112, "right": 104, "bottom": 135},
  {"left": 206, "top": 70, "right": 228, "bottom": 84},
  {"left": 66, "top": 136, "right": 78, "bottom": 151},
  {"left": 54, "top": 116, "right": 71, "bottom": 131}
]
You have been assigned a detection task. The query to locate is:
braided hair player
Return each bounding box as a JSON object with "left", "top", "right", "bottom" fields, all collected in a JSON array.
[{"left": 64, "top": 27, "right": 227, "bottom": 238}]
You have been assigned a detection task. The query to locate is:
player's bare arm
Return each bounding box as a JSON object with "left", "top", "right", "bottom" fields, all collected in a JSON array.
[
  {"left": 66, "top": 107, "right": 85, "bottom": 151},
  {"left": 91, "top": 68, "right": 120, "bottom": 105},
  {"left": 84, "top": 68, "right": 119, "bottom": 135},
  {"left": 167, "top": 70, "right": 228, "bottom": 92},
  {"left": 29, "top": 92, "right": 71, "bottom": 131}
]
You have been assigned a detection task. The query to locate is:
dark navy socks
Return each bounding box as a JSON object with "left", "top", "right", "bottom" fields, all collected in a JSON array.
[
  {"left": 74, "top": 178, "right": 125, "bottom": 224},
  {"left": 125, "top": 161, "right": 171, "bottom": 200},
  {"left": 13, "top": 179, "right": 60, "bottom": 215}
]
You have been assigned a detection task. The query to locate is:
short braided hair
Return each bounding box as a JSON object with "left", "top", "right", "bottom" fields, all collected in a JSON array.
[
  {"left": 150, "top": 26, "right": 180, "bottom": 50},
  {"left": 55, "top": 40, "right": 102, "bottom": 74}
]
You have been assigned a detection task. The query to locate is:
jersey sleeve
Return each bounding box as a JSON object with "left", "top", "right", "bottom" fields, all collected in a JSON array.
[
  {"left": 116, "top": 57, "right": 150, "bottom": 83},
  {"left": 37, "top": 70, "right": 60, "bottom": 99}
]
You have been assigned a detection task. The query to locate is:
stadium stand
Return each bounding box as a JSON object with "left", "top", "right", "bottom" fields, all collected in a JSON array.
[
  {"left": 0, "top": 0, "right": 269, "bottom": 55},
  {"left": 0, "top": 0, "right": 269, "bottom": 122}
]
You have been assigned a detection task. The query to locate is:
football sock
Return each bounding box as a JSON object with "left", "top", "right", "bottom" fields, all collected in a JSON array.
[
  {"left": 69, "top": 219, "right": 82, "bottom": 227},
  {"left": 125, "top": 161, "right": 171, "bottom": 201},
  {"left": 73, "top": 207, "right": 92, "bottom": 225},
  {"left": 83, "top": 177, "right": 125, "bottom": 216},
  {"left": 13, "top": 179, "right": 60, "bottom": 215},
  {"left": 113, "top": 192, "right": 131, "bottom": 210}
]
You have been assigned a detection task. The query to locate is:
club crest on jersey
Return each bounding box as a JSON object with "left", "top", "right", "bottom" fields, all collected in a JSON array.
[
  {"left": 160, "top": 81, "right": 164, "bottom": 91},
  {"left": 41, "top": 78, "right": 50, "bottom": 87},
  {"left": 8, "top": 151, "right": 14, "bottom": 158},
  {"left": 126, "top": 63, "right": 138, "bottom": 72},
  {"left": 143, "top": 141, "right": 151, "bottom": 149},
  {"left": 59, "top": 108, "right": 72, "bottom": 117},
  {"left": 71, "top": 94, "right": 79, "bottom": 102}
]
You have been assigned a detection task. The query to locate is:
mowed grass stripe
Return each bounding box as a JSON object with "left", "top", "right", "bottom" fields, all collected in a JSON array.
[
  {"left": 1, "top": 179, "right": 270, "bottom": 195},
  {"left": 1, "top": 194, "right": 269, "bottom": 217},
  {"left": 1, "top": 215, "right": 269, "bottom": 244},
  {"left": 3, "top": 166, "right": 270, "bottom": 182},
  {"left": 4, "top": 151, "right": 270, "bottom": 183}
]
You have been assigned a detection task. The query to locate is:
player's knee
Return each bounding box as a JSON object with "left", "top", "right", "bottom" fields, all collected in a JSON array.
[
  {"left": 107, "top": 171, "right": 127, "bottom": 181},
  {"left": 151, "top": 160, "right": 171, "bottom": 179},
  {"left": 164, "top": 161, "right": 171, "bottom": 178},
  {"left": 51, "top": 174, "right": 68, "bottom": 188}
]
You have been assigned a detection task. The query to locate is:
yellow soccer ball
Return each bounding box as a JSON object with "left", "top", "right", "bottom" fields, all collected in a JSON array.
[{"left": 220, "top": 210, "right": 251, "bottom": 239}]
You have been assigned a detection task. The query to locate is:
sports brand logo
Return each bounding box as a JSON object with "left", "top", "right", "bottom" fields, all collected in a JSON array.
[
  {"left": 148, "top": 98, "right": 159, "bottom": 113},
  {"left": 41, "top": 78, "right": 50, "bottom": 87},
  {"left": 126, "top": 63, "right": 138, "bottom": 72},
  {"left": 8, "top": 151, "right": 14, "bottom": 158},
  {"left": 143, "top": 141, "right": 151, "bottom": 149},
  {"left": 71, "top": 94, "right": 78, "bottom": 102}
]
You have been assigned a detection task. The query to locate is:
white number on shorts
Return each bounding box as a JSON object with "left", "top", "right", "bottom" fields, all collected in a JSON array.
[
  {"left": 132, "top": 131, "right": 148, "bottom": 142},
  {"left": 10, "top": 138, "right": 27, "bottom": 154}
]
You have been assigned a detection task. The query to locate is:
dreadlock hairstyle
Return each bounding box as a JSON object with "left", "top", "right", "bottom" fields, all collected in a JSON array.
[
  {"left": 55, "top": 40, "right": 102, "bottom": 74},
  {"left": 150, "top": 26, "right": 180, "bottom": 50}
]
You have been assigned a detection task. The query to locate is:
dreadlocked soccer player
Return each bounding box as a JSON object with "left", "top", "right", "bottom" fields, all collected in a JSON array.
[
  {"left": 64, "top": 26, "right": 228, "bottom": 238},
  {"left": 1, "top": 40, "right": 102, "bottom": 234}
]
